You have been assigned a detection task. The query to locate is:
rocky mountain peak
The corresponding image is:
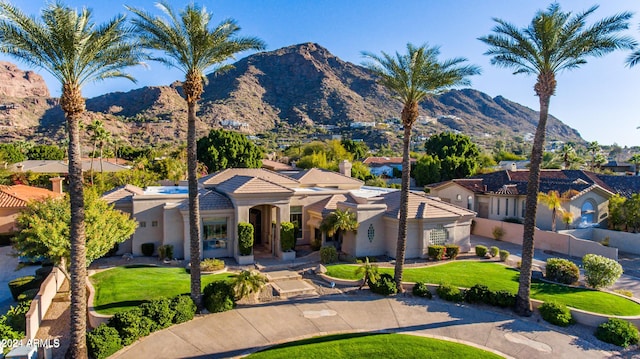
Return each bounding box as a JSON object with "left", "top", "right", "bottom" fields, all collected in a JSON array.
[{"left": 0, "top": 62, "right": 50, "bottom": 98}]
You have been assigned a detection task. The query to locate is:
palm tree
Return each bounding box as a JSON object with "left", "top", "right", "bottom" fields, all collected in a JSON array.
[
  {"left": 561, "top": 210, "right": 575, "bottom": 230},
  {"left": 354, "top": 257, "right": 380, "bottom": 290},
  {"left": 87, "top": 120, "right": 105, "bottom": 185},
  {"left": 362, "top": 43, "right": 479, "bottom": 291},
  {"left": 479, "top": 3, "right": 635, "bottom": 316},
  {"left": 537, "top": 190, "right": 565, "bottom": 232},
  {"left": 320, "top": 208, "right": 359, "bottom": 252},
  {"left": 128, "top": 2, "right": 265, "bottom": 309},
  {"left": 629, "top": 154, "right": 640, "bottom": 176},
  {"left": 0, "top": 3, "right": 141, "bottom": 357},
  {"left": 231, "top": 270, "right": 266, "bottom": 301}
]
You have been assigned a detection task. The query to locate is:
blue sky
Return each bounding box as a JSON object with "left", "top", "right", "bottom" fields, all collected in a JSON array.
[{"left": 4, "top": 1, "right": 640, "bottom": 147}]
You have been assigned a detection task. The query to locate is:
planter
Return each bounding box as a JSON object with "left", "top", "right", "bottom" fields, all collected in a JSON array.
[
  {"left": 281, "top": 250, "right": 296, "bottom": 261},
  {"left": 237, "top": 254, "right": 254, "bottom": 265}
]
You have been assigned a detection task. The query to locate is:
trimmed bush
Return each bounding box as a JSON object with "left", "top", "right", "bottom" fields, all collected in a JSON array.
[
  {"left": 310, "top": 238, "right": 322, "bottom": 251},
  {"left": 464, "top": 284, "right": 491, "bottom": 304},
  {"left": 171, "top": 295, "right": 196, "bottom": 324},
  {"left": 140, "top": 297, "right": 173, "bottom": 330},
  {"left": 158, "top": 245, "right": 174, "bottom": 260},
  {"left": 203, "top": 281, "right": 235, "bottom": 313},
  {"left": 499, "top": 250, "right": 510, "bottom": 262},
  {"left": 141, "top": 243, "right": 155, "bottom": 257},
  {"left": 8, "top": 275, "right": 37, "bottom": 301},
  {"left": 539, "top": 301, "right": 573, "bottom": 327},
  {"left": 492, "top": 226, "right": 505, "bottom": 240},
  {"left": 108, "top": 307, "right": 154, "bottom": 346},
  {"left": 201, "top": 258, "right": 225, "bottom": 272},
  {"left": 595, "top": 318, "right": 640, "bottom": 348},
  {"left": 280, "top": 221, "right": 296, "bottom": 251},
  {"left": 87, "top": 324, "right": 123, "bottom": 359},
  {"left": 17, "top": 288, "right": 38, "bottom": 302},
  {"left": 475, "top": 245, "right": 487, "bottom": 257},
  {"left": 445, "top": 244, "right": 460, "bottom": 260},
  {"left": 436, "top": 283, "right": 463, "bottom": 302},
  {"left": 583, "top": 254, "right": 623, "bottom": 289},
  {"left": 427, "top": 245, "right": 445, "bottom": 261},
  {"left": 320, "top": 246, "right": 338, "bottom": 264},
  {"left": 238, "top": 222, "right": 254, "bottom": 256},
  {"left": 412, "top": 282, "right": 432, "bottom": 299},
  {"left": 489, "top": 246, "right": 499, "bottom": 258},
  {"left": 545, "top": 258, "right": 580, "bottom": 285},
  {"left": 368, "top": 273, "right": 398, "bottom": 296},
  {"left": 489, "top": 290, "right": 516, "bottom": 308}
]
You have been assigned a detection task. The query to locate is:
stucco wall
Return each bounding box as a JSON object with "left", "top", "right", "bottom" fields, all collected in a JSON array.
[
  {"left": 0, "top": 207, "right": 19, "bottom": 234},
  {"left": 25, "top": 268, "right": 65, "bottom": 340},
  {"left": 487, "top": 196, "right": 521, "bottom": 221},
  {"left": 132, "top": 195, "right": 186, "bottom": 256},
  {"left": 347, "top": 203, "right": 387, "bottom": 258},
  {"left": 430, "top": 185, "right": 474, "bottom": 210},
  {"left": 591, "top": 228, "right": 640, "bottom": 255},
  {"left": 163, "top": 205, "right": 185, "bottom": 259}
]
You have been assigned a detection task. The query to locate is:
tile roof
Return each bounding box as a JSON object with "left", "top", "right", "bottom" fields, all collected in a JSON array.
[
  {"left": 286, "top": 168, "right": 363, "bottom": 187},
  {"left": 101, "top": 184, "right": 144, "bottom": 205},
  {"left": 9, "top": 159, "right": 129, "bottom": 173},
  {"left": 215, "top": 175, "right": 294, "bottom": 195},
  {"left": 306, "top": 193, "right": 358, "bottom": 215},
  {"left": 261, "top": 159, "right": 294, "bottom": 171},
  {"left": 595, "top": 175, "right": 640, "bottom": 198},
  {"left": 177, "top": 189, "right": 233, "bottom": 211},
  {"left": 382, "top": 190, "right": 475, "bottom": 220},
  {"left": 200, "top": 168, "right": 299, "bottom": 187},
  {"left": 0, "top": 185, "right": 63, "bottom": 208}
]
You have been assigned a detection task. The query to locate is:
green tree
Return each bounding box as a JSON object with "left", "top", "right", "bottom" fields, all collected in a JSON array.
[
  {"left": 296, "top": 151, "right": 330, "bottom": 169},
  {"left": 341, "top": 139, "right": 369, "bottom": 160},
  {"left": 413, "top": 154, "right": 441, "bottom": 186},
  {"left": 0, "top": 3, "right": 142, "bottom": 356},
  {"left": 129, "top": 2, "right": 265, "bottom": 310},
  {"left": 197, "top": 129, "right": 264, "bottom": 173},
  {"left": 537, "top": 191, "right": 566, "bottom": 232},
  {"left": 320, "top": 208, "right": 359, "bottom": 252},
  {"left": 424, "top": 132, "right": 480, "bottom": 180},
  {"left": 362, "top": 44, "right": 479, "bottom": 291},
  {"left": 624, "top": 194, "right": 640, "bottom": 233},
  {"left": 354, "top": 257, "right": 380, "bottom": 290},
  {"left": 230, "top": 270, "right": 266, "bottom": 301},
  {"left": 608, "top": 194, "right": 626, "bottom": 231},
  {"left": 0, "top": 143, "right": 26, "bottom": 163},
  {"left": 628, "top": 154, "right": 640, "bottom": 176},
  {"left": 26, "top": 145, "right": 65, "bottom": 160},
  {"left": 479, "top": 3, "right": 634, "bottom": 316},
  {"left": 350, "top": 161, "right": 371, "bottom": 181},
  {"left": 494, "top": 150, "right": 525, "bottom": 162}
]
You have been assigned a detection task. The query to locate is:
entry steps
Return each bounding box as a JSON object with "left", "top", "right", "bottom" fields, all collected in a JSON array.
[{"left": 264, "top": 270, "right": 317, "bottom": 298}]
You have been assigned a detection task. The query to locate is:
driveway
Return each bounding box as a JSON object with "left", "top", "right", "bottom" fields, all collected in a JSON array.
[{"left": 0, "top": 245, "right": 37, "bottom": 313}]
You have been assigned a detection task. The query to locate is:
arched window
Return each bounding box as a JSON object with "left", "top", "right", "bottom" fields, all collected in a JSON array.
[
  {"left": 580, "top": 201, "right": 596, "bottom": 226},
  {"left": 467, "top": 195, "right": 473, "bottom": 210}
]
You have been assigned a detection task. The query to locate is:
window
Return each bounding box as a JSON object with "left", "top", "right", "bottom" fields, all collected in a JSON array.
[
  {"left": 290, "top": 206, "right": 303, "bottom": 239},
  {"left": 521, "top": 200, "right": 526, "bottom": 217},
  {"left": 456, "top": 194, "right": 462, "bottom": 201},
  {"left": 429, "top": 225, "right": 449, "bottom": 246},
  {"left": 467, "top": 196, "right": 473, "bottom": 210},
  {"left": 139, "top": 221, "right": 146, "bottom": 228},
  {"left": 367, "top": 224, "right": 375, "bottom": 243},
  {"left": 497, "top": 198, "right": 501, "bottom": 215},
  {"left": 580, "top": 201, "right": 595, "bottom": 226},
  {"left": 151, "top": 220, "right": 158, "bottom": 227},
  {"left": 505, "top": 199, "right": 509, "bottom": 217},
  {"left": 203, "top": 218, "right": 227, "bottom": 250}
]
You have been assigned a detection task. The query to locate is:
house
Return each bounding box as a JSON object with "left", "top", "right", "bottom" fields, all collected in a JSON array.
[
  {"left": 104, "top": 165, "right": 475, "bottom": 263},
  {"left": 261, "top": 159, "right": 295, "bottom": 172},
  {"left": 0, "top": 178, "right": 64, "bottom": 235},
  {"left": 600, "top": 161, "right": 636, "bottom": 175},
  {"left": 363, "top": 157, "right": 417, "bottom": 177},
  {"left": 427, "top": 169, "right": 640, "bottom": 231},
  {"left": 9, "top": 159, "right": 129, "bottom": 173}
]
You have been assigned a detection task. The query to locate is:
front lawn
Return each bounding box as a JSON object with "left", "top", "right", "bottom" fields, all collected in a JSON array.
[
  {"left": 325, "top": 261, "right": 640, "bottom": 316},
  {"left": 90, "top": 265, "right": 232, "bottom": 314},
  {"left": 248, "top": 333, "right": 503, "bottom": 359}
]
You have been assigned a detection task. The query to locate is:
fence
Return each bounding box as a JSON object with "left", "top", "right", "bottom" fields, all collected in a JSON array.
[{"left": 25, "top": 267, "right": 65, "bottom": 340}]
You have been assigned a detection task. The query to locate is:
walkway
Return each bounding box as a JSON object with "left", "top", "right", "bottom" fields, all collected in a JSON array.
[{"left": 110, "top": 293, "right": 615, "bottom": 359}]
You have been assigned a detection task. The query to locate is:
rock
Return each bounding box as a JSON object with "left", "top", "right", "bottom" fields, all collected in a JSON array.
[
  {"left": 0, "top": 62, "right": 49, "bottom": 98},
  {"left": 316, "top": 264, "right": 327, "bottom": 274}
]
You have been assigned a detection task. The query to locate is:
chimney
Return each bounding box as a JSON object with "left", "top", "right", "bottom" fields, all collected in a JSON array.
[
  {"left": 16, "top": 163, "right": 23, "bottom": 172},
  {"left": 511, "top": 162, "right": 517, "bottom": 171},
  {"left": 339, "top": 160, "right": 352, "bottom": 177},
  {"left": 50, "top": 176, "right": 64, "bottom": 194}
]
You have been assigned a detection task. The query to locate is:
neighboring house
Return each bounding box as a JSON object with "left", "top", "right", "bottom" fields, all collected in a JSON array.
[
  {"left": 600, "top": 161, "right": 636, "bottom": 175},
  {"left": 9, "top": 159, "right": 129, "bottom": 173},
  {"left": 104, "top": 165, "right": 475, "bottom": 263},
  {"left": 363, "top": 157, "right": 417, "bottom": 177},
  {"left": 0, "top": 178, "right": 64, "bottom": 235},
  {"left": 498, "top": 160, "right": 530, "bottom": 171},
  {"left": 261, "top": 159, "right": 294, "bottom": 172},
  {"left": 427, "top": 169, "right": 640, "bottom": 231}
]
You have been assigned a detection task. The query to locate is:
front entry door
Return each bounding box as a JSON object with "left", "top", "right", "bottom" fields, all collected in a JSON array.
[{"left": 249, "top": 208, "right": 262, "bottom": 245}]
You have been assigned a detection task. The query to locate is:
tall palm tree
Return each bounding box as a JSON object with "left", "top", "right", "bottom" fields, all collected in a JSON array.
[
  {"left": 362, "top": 43, "right": 479, "bottom": 291},
  {"left": 537, "top": 190, "right": 565, "bottom": 232},
  {"left": 87, "top": 120, "right": 105, "bottom": 185},
  {"left": 479, "top": 3, "right": 635, "bottom": 316},
  {"left": 0, "top": 3, "right": 141, "bottom": 358},
  {"left": 320, "top": 208, "right": 359, "bottom": 252},
  {"left": 128, "top": 1, "right": 265, "bottom": 309}
]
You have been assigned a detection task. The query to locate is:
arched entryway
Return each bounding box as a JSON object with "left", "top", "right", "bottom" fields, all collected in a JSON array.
[{"left": 580, "top": 200, "right": 596, "bottom": 227}]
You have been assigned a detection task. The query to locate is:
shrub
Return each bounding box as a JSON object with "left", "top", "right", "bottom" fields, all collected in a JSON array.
[
  {"left": 171, "top": 295, "right": 196, "bottom": 324},
  {"left": 87, "top": 324, "right": 123, "bottom": 359},
  {"left": 475, "top": 245, "right": 487, "bottom": 257},
  {"left": 412, "top": 282, "right": 432, "bottom": 299},
  {"left": 489, "top": 290, "right": 516, "bottom": 308},
  {"left": 582, "top": 254, "right": 623, "bottom": 289},
  {"left": 464, "top": 284, "right": 491, "bottom": 304},
  {"left": 17, "top": 288, "right": 38, "bottom": 302},
  {"left": 445, "top": 244, "right": 460, "bottom": 260},
  {"left": 140, "top": 297, "right": 173, "bottom": 330},
  {"left": 203, "top": 281, "right": 235, "bottom": 313},
  {"left": 8, "top": 275, "right": 37, "bottom": 301},
  {"left": 238, "top": 222, "right": 254, "bottom": 256},
  {"left": 613, "top": 289, "right": 633, "bottom": 297},
  {"left": 545, "top": 258, "right": 580, "bottom": 285},
  {"left": 158, "top": 245, "right": 174, "bottom": 260},
  {"left": 489, "top": 246, "right": 499, "bottom": 258},
  {"left": 320, "top": 246, "right": 338, "bottom": 264},
  {"left": 0, "top": 322, "right": 21, "bottom": 343},
  {"left": 368, "top": 273, "right": 398, "bottom": 296},
  {"left": 201, "top": 258, "right": 225, "bottom": 272},
  {"left": 427, "top": 245, "right": 445, "bottom": 261},
  {"left": 310, "top": 238, "right": 322, "bottom": 251},
  {"left": 499, "top": 250, "right": 510, "bottom": 262},
  {"left": 141, "top": 243, "right": 155, "bottom": 257},
  {"left": 492, "top": 226, "right": 505, "bottom": 240},
  {"left": 280, "top": 221, "right": 296, "bottom": 251},
  {"left": 595, "top": 318, "right": 640, "bottom": 348},
  {"left": 108, "top": 308, "right": 154, "bottom": 346},
  {"left": 539, "top": 301, "right": 573, "bottom": 327},
  {"left": 436, "top": 283, "right": 463, "bottom": 302},
  {"left": 4, "top": 301, "right": 31, "bottom": 333}
]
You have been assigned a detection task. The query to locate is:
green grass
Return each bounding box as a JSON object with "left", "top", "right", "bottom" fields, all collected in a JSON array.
[
  {"left": 326, "top": 261, "right": 640, "bottom": 316},
  {"left": 248, "top": 333, "right": 503, "bottom": 359},
  {"left": 90, "top": 265, "right": 232, "bottom": 315}
]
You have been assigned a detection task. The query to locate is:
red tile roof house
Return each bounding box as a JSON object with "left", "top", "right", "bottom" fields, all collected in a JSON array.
[
  {"left": 103, "top": 165, "right": 475, "bottom": 264},
  {"left": 0, "top": 178, "right": 64, "bottom": 236}
]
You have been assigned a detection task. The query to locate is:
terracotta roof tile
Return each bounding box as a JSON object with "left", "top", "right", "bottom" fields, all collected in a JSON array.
[
  {"left": 287, "top": 168, "right": 363, "bottom": 186},
  {"left": 383, "top": 191, "right": 475, "bottom": 219},
  {"left": 216, "top": 175, "right": 294, "bottom": 195},
  {"left": 0, "top": 185, "right": 62, "bottom": 208},
  {"left": 200, "top": 168, "right": 299, "bottom": 187}
]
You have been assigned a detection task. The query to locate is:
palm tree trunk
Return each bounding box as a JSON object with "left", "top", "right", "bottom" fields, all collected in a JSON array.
[
  {"left": 62, "top": 84, "right": 88, "bottom": 359},
  {"left": 89, "top": 141, "right": 96, "bottom": 185},
  {"left": 551, "top": 208, "right": 557, "bottom": 232},
  {"left": 394, "top": 124, "right": 412, "bottom": 292}
]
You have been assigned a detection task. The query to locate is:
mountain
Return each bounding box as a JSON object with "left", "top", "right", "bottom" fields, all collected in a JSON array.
[{"left": 0, "top": 43, "right": 583, "bottom": 149}]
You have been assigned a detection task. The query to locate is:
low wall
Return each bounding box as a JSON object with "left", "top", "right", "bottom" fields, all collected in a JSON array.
[
  {"left": 593, "top": 228, "right": 640, "bottom": 255},
  {"left": 473, "top": 218, "right": 617, "bottom": 260},
  {"left": 86, "top": 274, "right": 112, "bottom": 329},
  {"left": 25, "top": 267, "right": 65, "bottom": 340}
]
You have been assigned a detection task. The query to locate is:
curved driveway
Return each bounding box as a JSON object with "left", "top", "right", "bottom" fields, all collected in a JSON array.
[{"left": 110, "top": 293, "right": 613, "bottom": 359}]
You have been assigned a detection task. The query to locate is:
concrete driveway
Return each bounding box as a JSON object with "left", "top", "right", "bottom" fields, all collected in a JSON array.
[{"left": 0, "top": 245, "right": 37, "bottom": 313}]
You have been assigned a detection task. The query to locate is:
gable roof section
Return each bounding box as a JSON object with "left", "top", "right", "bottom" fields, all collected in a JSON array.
[
  {"left": 383, "top": 190, "right": 475, "bottom": 220},
  {"left": 216, "top": 175, "right": 294, "bottom": 195},
  {"left": 10, "top": 159, "right": 128, "bottom": 173},
  {"left": 306, "top": 193, "right": 358, "bottom": 215},
  {"left": 595, "top": 175, "right": 640, "bottom": 198},
  {"left": 200, "top": 168, "right": 299, "bottom": 188},
  {"left": 0, "top": 185, "right": 62, "bottom": 208},
  {"left": 101, "top": 184, "right": 144, "bottom": 205},
  {"left": 177, "top": 189, "right": 233, "bottom": 211},
  {"left": 261, "top": 159, "right": 294, "bottom": 171},
  {"left": 287, "top": 168, "right": 363, "bottom": 187}
]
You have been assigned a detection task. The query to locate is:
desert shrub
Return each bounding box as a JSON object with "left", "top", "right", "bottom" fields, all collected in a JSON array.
[
  {"left": 492, "top": 226, "right": 505, "bottom": 240},
  {"left": 310, "top": 238, "right": 322, "bottom": 251},
  {"left": 320, "top": 246, "right": 338, "bottom": 264},
  {"left": 502, "top": 217, "right": 522, "bottom": 224},
  {"left": 17, "top": 288, "right": 38, "bottom": 302},
  {"left": 464, "top": 284, "right": 491, "bottom": 304},
  {"left": 489, "top": 246, "right": 499, "bottom": 258},
  {"left": 412, "top": 282, "right": 432, "bottom": 299},
  {"left": 436, "top": 283, "right": 464, "bottom": 302},
  {"left": 108, "top": 307, "right": 154, "bottom": 346},
  {"left": 87, "top": 324, "right": 123, "bottom": 359},
  {"left": 545, "top": 258, "right": 580, "bottom": 285},
  {"left": 4, "top": 301, "right": 31, "bottom": 333},
  {"left": 171, "top": 295, "right": 196, "bottom": 324},
  {"left": 8, "top": 275, "right": 37, "bottom": 301},
  {"left": 539, "top": 301, "right": 573, "bottom": 327},
  {"left": 158, "top": 245, "right": 174, "bottom": 260},
  {"left": 201, "top": 258, "right": 225, "bottom": 272},
  {"left": 238, "top": 222, "right": 254, "bottom": 256},
  {"left": 203, "top": 281, "right": 235, "bottom": 313},
  {"left": 141, "top": 243, "right": 155, "bottom": 257},
  {"left": 140, "top": 297, "right": 173, "bottom": 330},
  {"left": 280, "top": 221, "right": 296, "bottom": 251},
  {"left": 368, "top": 273, "right": 397, "bottom": 296},
  {"left": 613, "top": 289, "right": 633, "bottom": 297},
  {"left": 489, "top": 290, "right": 516, "bottom": 308},
  {"left": 582, "top": 254, "right": 623, "bottom": 289},
  {"left": 595, "top": 318, "right": 639, "bottom": 348},
  {"left": 445, "top": 244, "right": 460, "bottom": 260},
  {"left": 475, "top": 245, "right": 487, "bottom": 257},
  {"left": 499, "top": 250, "right": 510, "bottom": 262},
  {"left": 427, "top": 245, "right": 445, "bottom": 261}
]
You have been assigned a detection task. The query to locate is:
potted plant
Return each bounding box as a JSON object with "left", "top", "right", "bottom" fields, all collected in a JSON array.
[
  {"left": 237, "top": 222, "right": 254, "bottom": 265},
  {"left": 280, "top": 221, "right": 296, "bottom": 261}
]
